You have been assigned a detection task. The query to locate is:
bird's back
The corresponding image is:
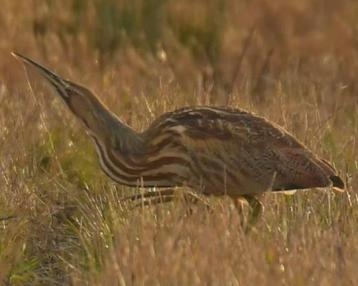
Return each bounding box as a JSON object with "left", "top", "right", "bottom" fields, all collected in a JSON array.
[{"left": 141, "top": 106, "right": 344, "bottom": 195}]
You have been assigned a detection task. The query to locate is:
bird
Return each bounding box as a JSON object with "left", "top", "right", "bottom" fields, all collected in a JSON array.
[{"left": 12, "top": 52, "right": 345, "bottom": 221}]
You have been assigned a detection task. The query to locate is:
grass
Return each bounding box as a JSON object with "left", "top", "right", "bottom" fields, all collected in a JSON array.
[{"left": 0, "top": 0, "right": 357, "bottom": 285}]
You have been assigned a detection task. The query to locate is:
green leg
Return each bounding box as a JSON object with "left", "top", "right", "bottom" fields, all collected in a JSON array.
[
  {"left": 242, "top": 194, "right": 264, "bottom": 227},
  {"left": 232, "top": 194, "right": 264, "bottom": 232},
  {"left": 122, "top": 188, "right": 211, "bottom": 211}
]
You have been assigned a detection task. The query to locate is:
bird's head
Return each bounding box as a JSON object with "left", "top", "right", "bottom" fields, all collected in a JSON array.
[{"left": 12, "top": 52, "right": 120, "bottom": 140}]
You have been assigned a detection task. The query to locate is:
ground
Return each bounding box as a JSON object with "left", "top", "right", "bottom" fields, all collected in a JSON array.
[{"left": 0, "top": 1, "right": 357, "bottom": 285}]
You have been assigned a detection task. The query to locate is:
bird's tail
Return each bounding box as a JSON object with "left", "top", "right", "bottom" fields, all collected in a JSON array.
[{"left": 317, "top": 158, "right": 345, "bottom": 192}]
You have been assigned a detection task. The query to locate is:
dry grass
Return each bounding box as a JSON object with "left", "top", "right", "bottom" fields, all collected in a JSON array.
[{"left": 0, "top": 0, "right": 357, "bottom": 285}]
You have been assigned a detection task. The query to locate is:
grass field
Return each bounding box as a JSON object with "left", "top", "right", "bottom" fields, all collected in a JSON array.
[{"left": 0, "top": 0, "right": 357, "bottom": 285}]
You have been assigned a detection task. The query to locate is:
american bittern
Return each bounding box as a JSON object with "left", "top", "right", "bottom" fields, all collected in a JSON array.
[{"left": 13, "top": 53, "right": 345, "bottom": 221}]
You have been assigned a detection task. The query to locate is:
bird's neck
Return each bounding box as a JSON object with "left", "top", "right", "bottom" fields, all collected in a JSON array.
[{"left": 102, "top": 111, "right": 145, "bottom": 155}]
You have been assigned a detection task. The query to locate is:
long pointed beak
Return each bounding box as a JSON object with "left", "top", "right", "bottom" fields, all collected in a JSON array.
[{"left": 12, "top": 52, "right": 70, "bottom": 100}]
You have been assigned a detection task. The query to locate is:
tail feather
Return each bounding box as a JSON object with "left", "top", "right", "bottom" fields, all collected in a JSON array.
[
  {"left": 330, "top": 175, "right": 345, "bottom": 192},
  {"left": 317, "top": 158, "right": 345, "bottom": 191},
  {"left": 272, "top": 148, "right": 345, "bottom": 192}
]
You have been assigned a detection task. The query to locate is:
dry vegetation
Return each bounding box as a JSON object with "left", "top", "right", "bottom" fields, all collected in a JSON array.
[{"left": 0, "top": 0, "right": 357, "bottom": 285}]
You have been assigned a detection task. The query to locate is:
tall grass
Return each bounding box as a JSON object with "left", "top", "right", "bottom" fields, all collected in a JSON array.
[{"left": 0, "top": 0, "right": 357, "bottom": 285}]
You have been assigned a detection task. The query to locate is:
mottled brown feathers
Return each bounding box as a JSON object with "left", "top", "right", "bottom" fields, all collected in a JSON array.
[
  {"left": 13, "top": 53, "right": 345, "bottom": 202},
  {"left": 142, "top": 106, "right": 344, "bottom": 194}
]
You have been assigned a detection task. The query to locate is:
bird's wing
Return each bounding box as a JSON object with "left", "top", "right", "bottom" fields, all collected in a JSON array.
[{"left": 145, "top": 107, "right": 343, "bottom": 192}]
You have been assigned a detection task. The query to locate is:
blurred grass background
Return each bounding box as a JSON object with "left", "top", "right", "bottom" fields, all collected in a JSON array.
[{"left": 0, "top": 0, "right": 357, "bottom": 285}]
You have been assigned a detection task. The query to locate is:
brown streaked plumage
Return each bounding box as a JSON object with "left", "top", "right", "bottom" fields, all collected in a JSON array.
[{"left": 12, "top": 52, "right": 345, "bottom": 220}]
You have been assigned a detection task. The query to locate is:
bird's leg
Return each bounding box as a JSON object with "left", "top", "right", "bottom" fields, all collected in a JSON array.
[
  {"left": 122, "top": 188, "right": 177, "bottom": 203},
  {"left": 136, "top": 189, "right": 211, "bottom": 213},
  {"left": 122, "top": 188, "right": 177, "bottom": 208},
  {"left": 232, "top": 196, "right": 250, "bottom": 226},
  {"left": 231, "top": 194, "right": 264, "bottom": 232},
  {"left": 242, "top": 194, "right": 264, "bottom": 226},
  {"left": 122, "top": 188, "right": 211, "bottom": 211}
]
